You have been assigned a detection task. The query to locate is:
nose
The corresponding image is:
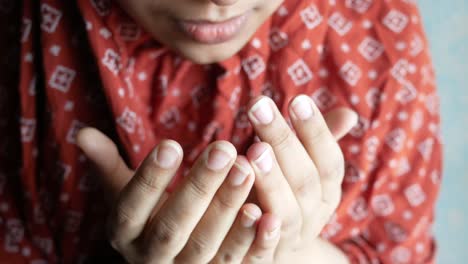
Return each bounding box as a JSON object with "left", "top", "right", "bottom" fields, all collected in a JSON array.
[{"left": 210, "top": 0, "right": 238, "bottom": 6}]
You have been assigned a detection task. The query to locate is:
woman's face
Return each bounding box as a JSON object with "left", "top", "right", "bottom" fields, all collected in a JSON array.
[{"left": 117, "top": 0, "right": 283, "bottom": 64}]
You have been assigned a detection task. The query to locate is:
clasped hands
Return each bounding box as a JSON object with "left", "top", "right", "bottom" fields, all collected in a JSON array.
[{"left": 77, "top": 95, "right": 358, "bottom": 264}]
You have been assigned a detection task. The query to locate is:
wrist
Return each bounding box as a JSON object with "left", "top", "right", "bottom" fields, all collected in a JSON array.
[{"left": 275, "top": 238, "right": 349, "bottom": 264}]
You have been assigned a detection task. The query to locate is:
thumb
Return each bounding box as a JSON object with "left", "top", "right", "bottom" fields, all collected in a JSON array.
[
  {"left": 324, "top": 107, "right": 359, "bottom": 141},
  {"left": 76, "top": 127, "right": 133, "bottom": 201}
]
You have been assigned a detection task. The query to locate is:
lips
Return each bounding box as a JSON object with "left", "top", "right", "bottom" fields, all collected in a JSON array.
[{"left": 178, "top": 13, "right": 249, "bottom": 44}]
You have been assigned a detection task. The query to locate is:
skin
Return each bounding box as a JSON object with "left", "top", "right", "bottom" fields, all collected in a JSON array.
[
  {"left": 115, "top": 0, "right": 284, "bottom": 64},
  {"left": 77, "top": 95, "right": 357, "bottom": 263},
  {"left": 77, "top": 0, "right": 358, "bottom": 262}
]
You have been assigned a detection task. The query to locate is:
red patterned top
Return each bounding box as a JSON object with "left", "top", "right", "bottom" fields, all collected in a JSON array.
[{"left": 0, "top": 0, "right": 442, "bottom": 263}]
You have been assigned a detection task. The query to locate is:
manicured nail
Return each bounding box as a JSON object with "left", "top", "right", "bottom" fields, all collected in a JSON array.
[
  {"left": 206, "top": 146, "right": 234, "bottom": 171},
  {"left": 264, "top": 225, "right": 281, "bottom": 240},
  {"left": 249, "top": 98, "right": 274, "bottom": 125},
  {"left": 241, "top": 208, "right": 260, "bottom": 228},
  {"left": 291, "top": 95, "right": 314, "bottom": 120},
  {"left": 253, "top": 148, "right": 273, "bottom": 174},
  {"left": 228, "top": 162, "right": 250, "bottom": 186},
  {"left": 154, "top": 142, "right": 180, "bottom": 169}
]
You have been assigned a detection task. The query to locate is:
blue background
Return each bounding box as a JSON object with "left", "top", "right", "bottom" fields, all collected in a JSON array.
[{"left": 419, "top": 1, "right": 468, "bottom": 262}]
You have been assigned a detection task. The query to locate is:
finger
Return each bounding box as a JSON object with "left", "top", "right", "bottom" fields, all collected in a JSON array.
[
  {"left": 140, "top": 141, "right": 237, "bottom": 259},
  {"left": 211, "top": 204, "right": 262, "bottom": 264},
  {"left": 244, "top": 214, "right": 281, "bottom": 264},
  {"left": 288, "top": 95, "right": 355, "bottom": 207},
  {"left": 323, "top": 107, "right": 359, "bottom": 140},
  {"left": 107, "top": 140, "right": 183, "bottom": 248},
  {"left": 247, "top": 96, "right": 322, "bottom": 203},
  {"left": 76, "top": 127, "right": 133, "bottom": 202},
  {"left": 177, "top": 156, "right": 255, "bottom": 263},
  {"left": 246, "top": 143, "right": 301, "bottom": 239}
]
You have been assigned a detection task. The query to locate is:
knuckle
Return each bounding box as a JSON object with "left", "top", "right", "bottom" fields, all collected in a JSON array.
[
  {"left": 307, "top": 126, "right": 329, "bottom": 146},
  {"left": 147, "top": 216, "right": 182, "bottom": 250},
  {"left": 134, "top": 167, "right": 165, "bottom": 194},
  {"left": 187, "top": 175, "right": 212, "bottom": 200},
  {"left": 222, "top": 253, "right": 234, "bottom": 263},
  {"left": 213, "top": 191, "right": 239, "bottom": 211},
  {"left": 107, "top": 204, "right": 137, "bottom": 240},
  {"left": 269, "top": 128, "right": 294, "bottom": 151},
  {"left": 188, "top": 232, "right": 217, "bottom": 258},
  {"left": 228, "top": 230, "right": 250, "bottom": 250}
]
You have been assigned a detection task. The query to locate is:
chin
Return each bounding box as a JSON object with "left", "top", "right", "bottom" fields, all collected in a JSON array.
[
  {"left": 173, "top": 41, "right": 246, "bottom": 65},
  {"left": 181, "top": 49, "right": 239, "bottom": 65}
]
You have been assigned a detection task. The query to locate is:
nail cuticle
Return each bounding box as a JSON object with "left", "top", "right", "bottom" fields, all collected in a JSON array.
[
  {"left": 154, "top": 143, "right": 179, "bottom": 169},
  {"left": 229, "top": 162, "right": 249, "bottom": 186},
  {"left": 291, "top": 95, "right": 314, "bottom": 121},
  {"left": 205, "top": 146, "right": 234, "bottom": 171},
  {"left": 253, "top": 148, "right": 273, "bottom": 173},
  {"left": 249, "top": 98, "right": 274, "bottom": 125},
  {"left": 241, "top": 210, "right": 258, "bottom": 228}
]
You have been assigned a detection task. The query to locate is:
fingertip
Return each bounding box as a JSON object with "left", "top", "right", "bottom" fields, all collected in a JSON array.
[
  {"left": 325, "top": 107, "right": 360, "bottom": 140},
  {"left": 75, "top": 127, "right": 95, "bottom": 150},
  {"left": 76, "top": 127, "right": 112, "bottom": 154},
  {"left": 245, "top": 142, "right": 270, "bottom": 162},
  {"left": 75, "top": 127, "right": 122, "bottom": 175},
  {"left": 247, "top": 95, "right": 272, "bottom": 111},
  {"left": 342, "top": 108, "right": 359, "bottom": 137},
  {"left": 242, "top": 203, "right": 262, "bottom": 217},
  {"left": 347, "top": 108, "right": 359, "bottom": 127},
  {"left": 158, "top": 139, "right": 184, "bottom": 158},
  {"left": 212, "top": 140, "right": 238, "bottom": 158},
  {"left": 233, "top": 156, "right": 254, "bottom": 175},
  {"left": 240, "top": 203, "right": 262, "bottom": 228}
]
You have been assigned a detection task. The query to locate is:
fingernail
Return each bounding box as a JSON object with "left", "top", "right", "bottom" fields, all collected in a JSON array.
[
  {"left": 228, "top": 162, "right": 250, "bottom": 186},
  {"left": 264, "top": 226, "right": 281, "bottom": 240},
  {"left": 241, "top": 208, "right": 260, "bottom": 228},
  {"left": 249, "top": 98, "right": 274, "bottom": 125},
  {"left": 291, "top": 95, "right": 314, "bottom": 120},
  {"left": 206, "top": 146, "right": 234, "bottom": 171},
  {"left": 154, "top": 142, "right": 180, "bottom": 169},
  {"left": 253, "top": 148, "right": 273, "bottom": 174}
]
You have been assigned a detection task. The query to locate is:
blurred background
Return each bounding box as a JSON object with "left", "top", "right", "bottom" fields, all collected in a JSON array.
[{"left": 418, "top": 1, "right": 468, "bottom": 262}]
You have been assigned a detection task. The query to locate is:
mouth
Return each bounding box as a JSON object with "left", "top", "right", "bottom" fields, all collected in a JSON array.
[{"left": 177, "top": 12, "right": 251, "bottom": 45}]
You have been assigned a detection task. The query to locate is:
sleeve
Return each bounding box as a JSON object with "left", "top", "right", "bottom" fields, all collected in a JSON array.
[
  {"left": 336, "top": 91, "right": 442, "bottom": 264},
  {"left": 322, "top": 3, "right": 443, "bottom": 264},
  {"left": 0, "top": 1, "right": 41, "bottom": 262}
]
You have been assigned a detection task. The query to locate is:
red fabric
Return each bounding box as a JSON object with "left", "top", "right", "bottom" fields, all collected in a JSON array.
[{"left": 0, "top": 0, "right": 442, "bottom": 263}]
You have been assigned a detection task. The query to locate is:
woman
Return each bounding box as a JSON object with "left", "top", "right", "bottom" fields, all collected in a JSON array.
[{"left": 0, "top": 0, "right": 442, "bottom": 263}]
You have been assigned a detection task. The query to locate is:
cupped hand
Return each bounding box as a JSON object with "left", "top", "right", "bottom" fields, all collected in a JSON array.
[
  {"left": 243, "top": 95, "right": 358, "bottom": 262},
  {"left": 76, "top": 128, "right": 280, "bottom": 264}
]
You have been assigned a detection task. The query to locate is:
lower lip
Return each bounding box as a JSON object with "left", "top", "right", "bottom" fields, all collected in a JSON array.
[{"left": 178, "top": 13, "right": 249, "bottom": 44}]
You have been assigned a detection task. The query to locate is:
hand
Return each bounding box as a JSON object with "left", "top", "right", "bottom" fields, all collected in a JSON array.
[
  {"left": 76, "top": 128, "right": 279, "bottom": 264},
  {"left": 243, "top": 95, "right": 358, "bottom": 262}
]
